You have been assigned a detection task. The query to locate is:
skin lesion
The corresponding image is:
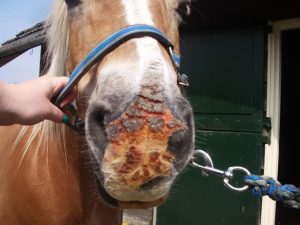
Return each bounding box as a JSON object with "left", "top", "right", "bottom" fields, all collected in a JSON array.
[{"left": 102, "top": 93, "right": 187, "bottom": 188}]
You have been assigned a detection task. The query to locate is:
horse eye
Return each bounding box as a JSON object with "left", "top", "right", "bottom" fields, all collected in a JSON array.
[{"left": 177, "top": 0, "right": 191, "bottom": 16}]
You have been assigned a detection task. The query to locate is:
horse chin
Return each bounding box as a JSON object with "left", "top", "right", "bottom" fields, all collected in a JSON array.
[{"left": 95, "top": 176, "right": 168, "bottom": 209}]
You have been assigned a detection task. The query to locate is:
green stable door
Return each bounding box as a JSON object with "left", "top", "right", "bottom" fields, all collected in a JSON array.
[{"left": 158, "top": 28, "right": 266, "bottom": 225}]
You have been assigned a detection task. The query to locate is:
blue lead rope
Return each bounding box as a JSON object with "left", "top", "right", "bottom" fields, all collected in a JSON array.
[
  {"left": 192, "top": 149, "right": 300, "bottom": 210},
  {"left": 244, "top": 175, "right": 300, "bottom": 209}
]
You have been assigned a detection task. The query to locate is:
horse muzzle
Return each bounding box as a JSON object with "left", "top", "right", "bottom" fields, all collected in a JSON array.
[
  {"left": 86, "top": 92, "right": 194, "bottom": 208},
  {"left": 102, "top": 94, "right": 188, "bottom": 201}
]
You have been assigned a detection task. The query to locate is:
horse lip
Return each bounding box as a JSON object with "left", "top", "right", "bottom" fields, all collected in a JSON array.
[{"left": 95, "top": 176, "right": 167, "bottom": 209}]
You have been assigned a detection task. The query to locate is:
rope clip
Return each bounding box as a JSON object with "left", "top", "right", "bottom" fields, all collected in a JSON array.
[{"left": 191, "top": 150, "right": 251, "bottom": 192}]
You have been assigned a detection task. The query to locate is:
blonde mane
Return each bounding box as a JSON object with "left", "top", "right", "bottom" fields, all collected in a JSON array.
[
  {"left": 46, "top": 0, "right": 69, "bottom": 77},
  {"left": 16, "top": 0, "right": 69, "bottom": 150}
]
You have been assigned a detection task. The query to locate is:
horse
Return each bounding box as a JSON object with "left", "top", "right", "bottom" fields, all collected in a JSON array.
[{"left": 0, "top": 0, "right": 194, "bottom": 224}]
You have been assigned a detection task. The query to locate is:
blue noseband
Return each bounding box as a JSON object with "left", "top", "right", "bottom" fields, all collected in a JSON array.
[{"left": 52, "top": 24, "right": 188, "bottom": 132}]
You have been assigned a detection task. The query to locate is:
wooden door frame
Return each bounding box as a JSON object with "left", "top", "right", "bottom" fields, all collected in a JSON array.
[{"left": 262, "top": 17, "right": 300, "bottom": 225}]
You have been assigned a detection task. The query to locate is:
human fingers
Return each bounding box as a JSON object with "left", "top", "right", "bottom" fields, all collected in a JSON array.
[
  {"left": 59, "top": 87, "right": 77, "bottom": 108},
  {"left": 48, "top": 76, "right": 70, "bottom": 98},
  {"left": 45, "top": 104, "right": 65, "bottom": 123}
]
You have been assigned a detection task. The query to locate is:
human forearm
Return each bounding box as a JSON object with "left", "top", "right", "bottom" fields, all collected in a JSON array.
[{"left": 0, "top": 76, "right": 74, "bottom": 126}]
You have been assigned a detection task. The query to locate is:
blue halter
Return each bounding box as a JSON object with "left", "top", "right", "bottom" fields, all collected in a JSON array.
[{"left": 52, "top": 24, "right": 188, "bottom": 132}]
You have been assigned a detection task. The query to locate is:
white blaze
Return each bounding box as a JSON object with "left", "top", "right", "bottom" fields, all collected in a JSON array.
[{"left": 121, "top": 0, "right": 176, "bottom": 86}]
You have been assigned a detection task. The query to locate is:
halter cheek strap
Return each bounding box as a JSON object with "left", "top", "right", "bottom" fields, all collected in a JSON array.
[{"left": 52, "top": 24, "right": 189, "bottom": 132}]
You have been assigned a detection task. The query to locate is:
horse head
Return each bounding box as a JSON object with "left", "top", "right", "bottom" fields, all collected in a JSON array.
[{"left": 49, "top": 0, "right": 194, "bottom": 209}]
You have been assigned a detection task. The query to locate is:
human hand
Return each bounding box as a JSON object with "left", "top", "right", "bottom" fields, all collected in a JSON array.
[{"left": 0, "top": 76, "right": 76, "bottom": 125}]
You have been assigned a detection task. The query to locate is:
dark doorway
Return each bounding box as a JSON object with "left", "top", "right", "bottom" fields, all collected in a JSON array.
[{"left": 275, "top": 29, "right": 300, "bottom": 225}]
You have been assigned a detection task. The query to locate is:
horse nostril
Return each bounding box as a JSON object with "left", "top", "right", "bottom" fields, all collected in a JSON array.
[
  {"left": 86, "top": 102, "right": 112, "bottom": 152},
  {"left": 92, "top": 110, "right": 105, "bottom": 127},
  {"left": 168, "top": 129, "right": 185, "bottom": 152},
  {"left": 140, "top": 176, "right": 165, "bottom": 190},
  {"left": 89, "top": 102, "right": 111, "bottom": 128}
]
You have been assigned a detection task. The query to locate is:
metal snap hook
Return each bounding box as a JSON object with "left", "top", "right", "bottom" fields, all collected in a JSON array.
[
  {"left": 191, "top": 150, "right": 251, "bottom": 192},
  {"left": 191, "top": 150, "right": 215, "bottom": 176}
]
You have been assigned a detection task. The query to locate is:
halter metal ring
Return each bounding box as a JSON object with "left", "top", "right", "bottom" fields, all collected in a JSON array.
[{"left": 223, "top": 166, "right": 251, "bottom": 192}]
